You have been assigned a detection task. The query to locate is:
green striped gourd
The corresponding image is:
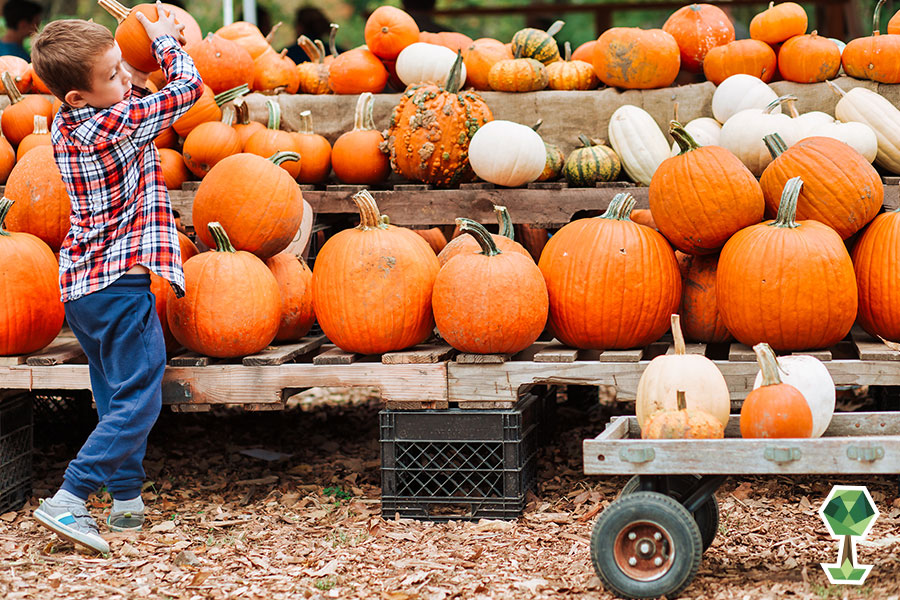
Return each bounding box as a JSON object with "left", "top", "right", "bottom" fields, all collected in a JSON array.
[
  {"left": 563, "top": 135, "right": 621, "bottom": 186},
  {"left": 512, "top": 20, "right": 565, "bottom": 65},
  {"left": 533, "top": 120, "right": 564, "bottom": 181}
]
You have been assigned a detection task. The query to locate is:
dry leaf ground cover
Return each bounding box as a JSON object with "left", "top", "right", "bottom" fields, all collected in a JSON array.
[{"left": 1, "top": 387, "right": 899, "bottom": 600}]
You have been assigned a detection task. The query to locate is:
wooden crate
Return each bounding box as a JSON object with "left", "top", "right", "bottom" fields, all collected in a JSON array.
[{"left": 583, "top": 412, "right": 900, "bottom": 476}]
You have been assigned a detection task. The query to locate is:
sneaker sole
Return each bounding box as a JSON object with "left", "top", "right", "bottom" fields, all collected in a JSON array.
[
  {"left": 107, "top": 515, "right": 145, "bottom": 533},
  {"left": 34, "top": 509, "right": 110, "bottom": 555}
]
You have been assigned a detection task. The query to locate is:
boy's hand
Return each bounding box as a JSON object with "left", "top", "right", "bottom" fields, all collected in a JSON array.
[{"left": 135, "top": 1, "right": 187, "bottom": 45}]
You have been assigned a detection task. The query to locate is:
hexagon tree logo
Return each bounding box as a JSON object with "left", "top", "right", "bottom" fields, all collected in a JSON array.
[{"left": 819, "top": 485, "right": 879, "bottom": 585}]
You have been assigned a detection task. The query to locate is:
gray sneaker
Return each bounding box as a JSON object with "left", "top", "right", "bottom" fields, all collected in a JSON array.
[
  {"left": 34, "top": 499, "right": 110, "bottom": 555},
  {"left": 107, "top": 509, "right": 145, "bottom": 532}
]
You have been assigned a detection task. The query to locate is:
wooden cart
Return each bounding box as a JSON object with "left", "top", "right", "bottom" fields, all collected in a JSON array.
[{"left": 581, "top": 413, "right": 900, "bottom": 599}]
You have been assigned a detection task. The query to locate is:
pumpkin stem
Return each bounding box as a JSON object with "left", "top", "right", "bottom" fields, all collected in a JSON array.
[
  {"left": 445, "top": 51, "right": 465, "bottom": 94},
  {"left": 577, "top": 134, "right": 594, "bottom": 148},
  {"left": 600, "top": 193, "right": 636, "bottom": 221},
  {"left": 298, "top": 110, "right": 315, "bottom": 135},
  {"left": 764, "top": 94, "right": 795, "bottom": 115},
  {"left": 671, "top": 314, "right": 686, "bottom": 355},
  {"left": 314, "top": 39, "right": 327, "bottom": 64},
  {"left": 329, "top": 23, "right": 339, "bottom": 58},
  {"left": 493, "top": 205, "right": 515, "bottom": 240},
  {"left": 771, "top": 176, "right": 803, "bottom": 229},
  {"left": 753, "top": 342, "right": 783, "bottom": 386},
  {"left": 0, "top": 197, "right": 12, "bottom": 236},
  {"left": 531, "top": 119, "right": 543, "bottom": 133},
  {"left": 214, "top": 84, "right": 249, "bottom": 107},
  {"left": 264, "top": 98, "right": 281, "bottom": 130},
  {"left": 353, "top": 92, "right": 376, "bottom": 131},
  {"left": 352, "top": 189, "right": 387, "bottom": 230},
  {"left": 763, "top": 133, "right": 789, "bottom": 160},
  {"left": 298, "top": 35, "right": 322, "bottom": 63},
  {"left": 1, "top": 72, "right": 22, "bottom": 104},
  {"left": 97, "top": 0, "right": 129, "bottom": 23},
  {"left": 265, "top": 21, "right": 283, "bottom": 43},
  {"left": 457, "top": 218, "right": 501, "bottom": 257},
  {"left": 220, "top": 104, "right": 235, "bottom": 127},
  {"left": 673, "top": 101, "right": 680, "bottom": 124},
  {"left": 563, "top": 41, "right": 572, "bottom": 62},
  {"left": 546, "top": 20, "right": 565, "bottom": 38},
  {"left": 207, "top": 222, "right": 236, "bottom": 253},
  {"left": 675, "top": 390, "right": 687, "bottom": 412},
  {"left": 279, "top": 48, "right": 288, "bottom": 58},
  {"left": 267, "top": 151, "right": 300, "bottom": 166},
  {"left": 670, "top": 121, "right": 701, "bottom": 154},
  {"left": 825, "top": 79, "right": 848, "bottom": 98},
  {"left": 783, "top": 97, "right": 800, "bottom": 119},
  {"left": 32, "top": 114, "right": 48, "bottom": 135},
  {"left": 875, "top": 0, "right": 886, "bottom": 34},
  {"left": 233, "top": 96, "right": 251, "bottom": 125}
]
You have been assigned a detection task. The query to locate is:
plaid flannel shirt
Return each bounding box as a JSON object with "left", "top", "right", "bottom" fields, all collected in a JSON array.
[{"left": 52, "top": 35, "right": 202, "bottom": 302}]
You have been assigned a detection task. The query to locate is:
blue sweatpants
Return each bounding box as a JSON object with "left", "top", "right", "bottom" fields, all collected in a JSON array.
[{"left": 61, "top": 274, "right": 165, "bottom": 501}]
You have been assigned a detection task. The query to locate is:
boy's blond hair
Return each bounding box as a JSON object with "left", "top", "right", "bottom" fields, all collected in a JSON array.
[{"left": 32, "top": 20, "right": 115, "bottom": 101}]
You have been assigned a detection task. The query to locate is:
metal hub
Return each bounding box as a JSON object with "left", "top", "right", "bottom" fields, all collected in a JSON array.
[{"left": 613, "top": 521, "right": 675, "bottom": 581}]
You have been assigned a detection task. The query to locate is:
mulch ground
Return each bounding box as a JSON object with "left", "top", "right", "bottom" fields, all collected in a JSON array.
[{"left": 1, "top": 387, "right": 899, "bottom": 600}]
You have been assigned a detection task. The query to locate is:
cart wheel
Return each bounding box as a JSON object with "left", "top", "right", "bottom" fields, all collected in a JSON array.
[
  {"left": 620, "top": 475, "right": 719, "bottom": 552},
  {"left": 591, "top": 492, "right": 702, "bottom": 599}
]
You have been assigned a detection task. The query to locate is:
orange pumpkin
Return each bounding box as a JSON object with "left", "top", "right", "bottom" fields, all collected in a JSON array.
[
  {"left": 158, "top": 147, "right": 190, "bottom": 189},
  {"left": 546, "top": 42, "right": 599, "bottom": 90},
  {"left": 703, "top": 38, "right": 777, "bottom": 84},
  {"left": 488, "top": 56, "right": 549, "bottom": 92},
  {"left": 0, "top": 131, "right": 14, "bottom": 184},
  {"left": 0, "top": 197, "right": 65, "bottom": 356},
  {"left": 385, "top": 54, "right": 493, "bottom": 187},
  {"left": 889, "top": 7, "right": 900, "bottom": 34},
  {"left": 740, "top": 343, "right": 813, "bottom": 438},
  {"left": 841, "top": 0, "right": 900, "bottom": 84},
  {"left": 650, "top": 121, "right": 764, "bottom": 255},
  {"left": 419, "top": 31, "right": 474, "bottom": 54},
  {"left": 414, "top": 228, "right": 448, "bottom": 254},
  {"left": 717, "top": 177, "right": 857, "bottom": 351},
  {"left": 192, "top": 152, "right": 304, "bottom": 259},
  {"left": 253, "top": 48, "right": 300, "bottom": 94},
  {"left": 173, "top": 84, "right": 246, "bottom": 138},
  {"left": 295, "top": 36, "right": 331, "bottom": 95},
  {"left": 464, "top": 38, "right": 513, "bottom": 91},
  {"left": 181, "top": 106, "right": 242, "bottom": 178},
  {"left": 642, "top": 390, "right": 725, "bottom": 439},
  {"left": 99, "top": 0, "right": 178, "bottom": 73},
  {"left": 328, "top": 25, "right": 388, "bottom": 95},
  {"left": 266, "top": 252, "right": 316, "bottom": 341},
  {"left": 538, "top": 192, "right": 682, "bottom": 349},
  {"left": 150, "top": 231, "right": 199, "bottom": 351},
  {"left": 167, "top": 222, "right": 281, "bottom": 358},
  {"left": 662, "top": 3, "right": 735, "bottom": 72},
  {"left": 311, "top": 190, "right": 439, "bottom": 354},
  {"left": 749, "top": 1, "right": 808, "bottom": 45},
  {"left": 216, "top": 20, "right": 272, "bottom": 60},
  {"left": 244, "top": 99, "right": 302, "bottom": 178},
  {"left": 593, "top": 28, "right": 681, "bottom": 89},
  {"left": 0, "top": 56, "right": 31, "bottom": 93},
  {"left": 433, "top": 218, "right": 548, "bottom": 354},
  {"left": 293, "top": 110, "right": 332, "bottom": 184},
  {"left": 438, "top": 205, "right": 531, "bottom": 266},
  {"left": 852, "top": 208, "right": 900, "bottom": 342},
  {"left": 16, "top": 115, "right": 51, "bottom": 160},
  {"left": 517, "top": 224, "right": 548, "bottom": 262},
  {"left": 570, "top": 40, "right": 598, "bottom": 63},
  {"left": 629, "top": 209, "right": 657, "bottom": 230},
  {"left": 365, "top": 6, "right": 420, "bottom": 60},
  {"left": 4, "top": 145, "right": 70, "bottom": 251},
  {"left": 185, "top": 33, "right": 254, "bottom": 94},
  {"left": 27, "top": 64, "right": 50, "bottom": 94},
  {"left": 676, "top": 252, "right": 731, "bottom": 343},
  {"left": 332, "top": 92, "right": 390, "bottom": 185},
  {"left": 161, "top": 3, "right": 201, "bottom": 46},
  {"left": 760, "top": 134, "right": 881, "bottom": 240},
  {"left": 777, "top": 31, "right": 840, "bottom": 83},
  {"left": 0, "top": 72, "right": 53, "bottom": 146},
  {"left": 154, "top": 126, "right": 178, "bottom": 149},
  {"left": 231, "top": 96, "right": 265, "bottom": 149}
]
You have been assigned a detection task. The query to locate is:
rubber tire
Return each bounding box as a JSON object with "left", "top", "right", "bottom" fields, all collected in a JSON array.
[
  {"left": 620, "top": 475, "right": 719, "bottom": 552},
  {"left": 591, "top": 492, "right": 702, "bottom": 599}
]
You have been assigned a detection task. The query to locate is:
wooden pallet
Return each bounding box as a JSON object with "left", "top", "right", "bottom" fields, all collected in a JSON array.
[
  {"left": 446, "top": 327, "right": 900, "bottom": 407},
  {"left": 583, "top": 412, "right": 900, "bottom": 476}
]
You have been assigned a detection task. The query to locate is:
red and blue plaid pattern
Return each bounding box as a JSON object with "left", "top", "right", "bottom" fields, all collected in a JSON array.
[{"left": 52, "top": 35, "right": 202, "bottom": 302}]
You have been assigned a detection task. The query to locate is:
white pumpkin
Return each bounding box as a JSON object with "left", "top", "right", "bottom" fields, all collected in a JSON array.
[
  {"left": 817, "top": 121, "right": 879, "bottom": 162},
  {"left": 468, "top": 120, "right": 546, "bottom": 187},
  {"left": 834, "top": 85, "right": 900, "bottom": 173},
  {"left": 752, "top": 354, "right": 835, "bottom": 438},
  {"left": 711, "top": 74, "right": 779, "bottom": 124},
  {"left": 395, "top": 42, "right": 467, "bottom": 87},
  {"left": 720, "top": 97, "right": 798, "bottom": 176},
  {"left": 791, "top": 111, "right": 836, "bottom": 140},
  {"left": 608, "top": 105, "right": 670, "bottom": 186},
  {"left": 636, "top": 315, "right": 731, "bottom": 430},
  {"left": 671, "top": 117, "right": 722, "bottom": 156}
]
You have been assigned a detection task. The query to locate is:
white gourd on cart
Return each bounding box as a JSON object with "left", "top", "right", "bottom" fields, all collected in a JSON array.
[
  {"left": 608, "top": 105, "right": 670, "bottom": 186},
  {"left": 832, "top": 84, "right": 900, "bottom": 173},
  {"left": 784, "top": 98, "right": 878, "bottom": 161},
  {"left": 711, "top": 74, "right": 779, "bottom": 123},
  {"left": 468, "top": 120, "right": 547, "bottom": 187},
  {"left": 719, "top": 96, "right": 798, "bottom": 176},
  {"left": 670, "top": 117, "right": 721, "bottom": 156},
  {"left": 395, "top": 42, "right": 467, "bottom": 87},
  {"left": 752, "top": 354, "right": 835, "bottom": 438}
]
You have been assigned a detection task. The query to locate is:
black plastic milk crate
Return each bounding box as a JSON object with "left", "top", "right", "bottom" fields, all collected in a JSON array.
[
  {"left": 0, "top": 393, "right": 32, "bottom": 514},
  {"left": 380, "top": 392, "right": 543, "bottom": 521}
]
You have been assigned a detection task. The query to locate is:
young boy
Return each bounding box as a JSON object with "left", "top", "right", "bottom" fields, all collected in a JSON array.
[{"left": 29, "top": 3, "right": 202, "bottom": 554}]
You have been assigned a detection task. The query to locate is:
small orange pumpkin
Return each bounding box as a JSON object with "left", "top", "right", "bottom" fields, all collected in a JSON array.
[
  {"left": 295, "top": 36, "right": 331, "bottom": 95},
  {"left": 16, "top": 115, "right": 51, "bottom": 160},
  {"left": 703, "top": 38, "right": 777, "bottom": 84},
  {"left": 231, "top": 96, "right": 265, "bottom": 149},
  {"left": 419, "top": 31, "right": 474, "bottom": 54},
  {"left": 570, "top": 40, "right": 598, "bottom": 63},
  {"left": 740, "top": 343, "right": 813, "bottom": 438},
  {"left": 266, "top": 252, "right": 316, "bottom": 341},
  {"left": 777, "top": 31, "right": 840, "bottom": 83},
  {"left": 158, "top": 147, "right": 190, "bottom": 189},
  {"left": 676, "top": 251, "right": 731, "bottom": 343},
  {"left": 185, "top": 33, "right": 254, "bottom": 94},
  {"left": 253, "top": 48, "right": 300, "bottom": 94},
  {"left": 749, "top": 1, "right": 808, "bottom": 45},
  {"left": 593, "top": 28, "right": 681, "bottom": 89},
  {"left": 0, "top": 131, "right": 14, "bottom": 184},
  {"left": 99, "top": 0, "right": 181, "bottom": 73},
  {"left": 841, "top": 0, "right": 900, "bottom": 84},
  {"left": 662, "top": 3, "right": 735, "bottom": 72},
  {"left": 642, "top": 390, "right": 725, "bottom": 439},
  {"left": 0, "top": 71, "right": 53, "bottom": 146},
  {"left": 150, "top": 231, "right": 199, "bottom": 351},
  {"left": 244, "top": 99, "right": 302, "bottom": 178},
  {"left": 546, "top": 42, "right": 599, "bottom": 90},
  {"left": 154, "top": 127, "right": 178, "bottom": 150},
  {"left": 292, "top": 110, "right": 332, "bottom": 184},
  {"left": 216, "top": 21, "right": 272, "bottom": 60},
  {"left": 328, "top": 24, "right": 388, "bottom": 95},
  {"left": 414, "top": 228, "right": 448, "bottom": 254},
  {"left": 0, "top": 56, "right": 31, "bottom": 93},
  {"left": 488, "top": 55, "right": 548, "bottom": 92},
  {"left": 173, "top": 84, "right": 246, "bottom": 138},
  {"left": 365, "top": 6, "right": 420, "bottom": 60},
  {"left": 331, "top": 92, "right": 390, "bottom": 185},
  {"left": 464, "top": 38, "right": 513, "bottom": 91},
  {"left": 4, "top": 145, "right": 70, "bottom": 251},
  {"left": 181, "top": 106, "right": 242, "bottom": 178},
  {"left": 438, "top": 205, "right": 531, "bottom": 266}
]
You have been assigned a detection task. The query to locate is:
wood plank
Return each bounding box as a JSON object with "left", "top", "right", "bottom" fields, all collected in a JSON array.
[
  {"left": 169, "top": 352, "right": 211, "bottom": 367},
  {"left": 596, "top": 348, "right": 644, "bottom": 362},
  {"left": 242, "top": 336, "right": 325, "bottom": 366},
  {"left": 728, "top": 343, "right": 756, "bottom": 361},
  {"left": 851, "top": 327, "right": 900, "bottom": 361},
  {"left": 527, "top": 182, "right": 568, "bottom": 190},
  {"left": 0, "top": 355, "right": 28, "bottom": 366},
  {"left": 181, "top": 181, "right": 201, "bottom": 192},
  {"left": 381, "top": 344, "right": 454, "bottom": 365},
  {"left": 25, "top": 340, "right": 85, "bottom": 366},
  {"left": 0, "top": 366, "right": 32, "bottom": 388},
  {"left": 393, "top": 184, "right": 432, "bottom": 191},
  {"left": 792, "top": 349, "right": 832, "bottom": 361},
  {"left": 312, "top": 347, "right": 361, "bottom": 365},
  {"left": 533, "top": 344, "right": 580, "bottom": 363},
  {"left": 455, "top": 353, "right": 510, "bottom": 364},
  {"left": 666, "top": 343, "right": 706, "bottom": 356},
  {"left": 458, "top": 182, "right": 494, "bottom": 190},
  {"left": 325, "top": 184, "right": 367, "bottom": 193}
]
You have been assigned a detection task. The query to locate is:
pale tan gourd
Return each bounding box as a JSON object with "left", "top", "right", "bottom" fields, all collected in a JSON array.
[
  {"left": 831, "top": 83, "right": 900, "bottom": 174},
  {"left": 636, "top": 314, "right": 731, "bottom": 429},
  {"left": 608, "top": 105, "right": 670, "bottom": 186}
]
